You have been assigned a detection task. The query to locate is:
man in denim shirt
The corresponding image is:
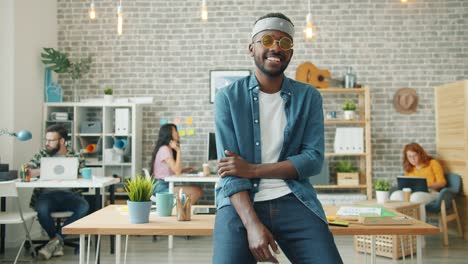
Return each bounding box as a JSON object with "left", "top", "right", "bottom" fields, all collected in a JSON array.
[{"left": 213, "top": 13, "right": 342, "bottom": 263}]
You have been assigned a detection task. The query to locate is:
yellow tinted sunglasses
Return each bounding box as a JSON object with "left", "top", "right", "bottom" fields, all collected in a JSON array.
[{"left": 255, "top": 35, "right": 294, "bottom": 51}]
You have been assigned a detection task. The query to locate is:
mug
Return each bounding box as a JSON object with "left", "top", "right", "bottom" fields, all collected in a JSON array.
[
  {"left": 81, "top": 168, "right": 92, "bottom": 180},
  {"left": 156, "top": 192, "right": 176, "bottom": 217}
]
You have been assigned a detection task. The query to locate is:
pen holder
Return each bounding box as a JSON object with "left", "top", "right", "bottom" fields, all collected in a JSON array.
[{"left": 176, "top": 196, "right": 191, "bottom": 221}]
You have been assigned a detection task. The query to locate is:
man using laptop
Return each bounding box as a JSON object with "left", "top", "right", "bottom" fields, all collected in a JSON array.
[{"left": 26, "top": 124, "right": 89, "bottom": 260}]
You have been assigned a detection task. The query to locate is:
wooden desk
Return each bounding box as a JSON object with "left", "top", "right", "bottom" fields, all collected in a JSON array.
[
  {"left": 325, "top": 206, "right": 438, "bottom": 264},
  {"left": 353, "top": 200, "right": 421, "bottom": 259},
  {"left": 63, "top": 205, "right": 215, "bottom": 264},
  {"left": 164, "top": 175, "right": 219, "bottom": 249},
  {"left": 63, "top": 205, "right": 438, "bottom": 264}
]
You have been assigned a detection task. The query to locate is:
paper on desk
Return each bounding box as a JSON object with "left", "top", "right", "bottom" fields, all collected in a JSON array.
[{"left": 336, "top": 206, "right": 381, "bottom": 216}]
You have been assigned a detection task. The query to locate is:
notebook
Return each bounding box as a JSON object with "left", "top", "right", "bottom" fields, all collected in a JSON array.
[
  {"left": 397, "top": 176, "right": 428, "bottom": 192},
  {"left": 40, "top": 157, "right": 79, "bottom": 181}
]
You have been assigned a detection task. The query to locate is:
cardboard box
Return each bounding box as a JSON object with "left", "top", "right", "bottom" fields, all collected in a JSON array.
[{"left": 337, "top": 172, "right": 359, "bottom": 185}]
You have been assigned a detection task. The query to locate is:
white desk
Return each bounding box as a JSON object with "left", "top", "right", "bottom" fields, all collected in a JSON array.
[
  {"left": 164, "top": 175, "right": 219, "bottom": 248},
  {"left": 0, "top": 177, "right": 121, "bottom": 254},
  {"left": 164, "top": 175, "right": 220, "bottom": 193},
  {"left": 16, "top": 177, "right": 120, "bottom": 208}
]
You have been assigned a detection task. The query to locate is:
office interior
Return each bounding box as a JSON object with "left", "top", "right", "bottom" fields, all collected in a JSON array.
[{"left": 1, "top": 0, "right": 467, "bottom": 263}]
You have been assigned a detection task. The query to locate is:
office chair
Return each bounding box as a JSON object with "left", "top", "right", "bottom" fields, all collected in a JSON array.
[
  {"left": 30, "top": 210, "right": 80, "bottom": 254},
  {"left": 426, "top": 173, "right": 463, "bottom": 246},
  {"left": 0, "top": 181, "right": 37, "bottom": 264}
]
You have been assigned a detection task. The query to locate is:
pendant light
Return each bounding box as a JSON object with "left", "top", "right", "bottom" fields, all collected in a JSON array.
[
  {"left": 201, "top": 0, "right": 208, "bottom": 21},
  {"left": 88, "top": 0, "right": 96, "bottom": 20},
  {"left": 303, "top": 0, "right": 317, "bottom": 41},
  {"left": 117, "top": 0, "right": 123, "bottom": 35}
]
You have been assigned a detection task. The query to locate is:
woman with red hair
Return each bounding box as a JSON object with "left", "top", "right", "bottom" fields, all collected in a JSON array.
[{"left": 390, "top": 142, "right": 446, "bottom": 221}]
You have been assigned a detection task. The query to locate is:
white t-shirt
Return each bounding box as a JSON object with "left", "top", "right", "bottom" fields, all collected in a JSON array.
[{"left": 254, "top": 90, "right": 292, "bottom": 202}]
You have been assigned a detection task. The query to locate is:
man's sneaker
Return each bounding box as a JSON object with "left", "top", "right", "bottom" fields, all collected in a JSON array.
[
  {"left": 52, "top": 242, "right": 64, "bottom": 257},
  {"left": 38, "top": 239, "right": 60, "bottom": 260}
]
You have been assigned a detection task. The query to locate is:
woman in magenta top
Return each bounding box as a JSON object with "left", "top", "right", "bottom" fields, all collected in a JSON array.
[{"left": 150, "top": 123, "right": 203, "bottom": 204}]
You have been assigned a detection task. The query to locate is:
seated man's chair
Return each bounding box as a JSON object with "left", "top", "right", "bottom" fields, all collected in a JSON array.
[
  {"left": 425, "top": 173, "right": 463, "bottom": 246},
  {"left": 51, "top": 211, "right": 80, "bottom": 253},
  {"left": 31, "top": 211, "right": 80, "bottom": 254},
  {"left": 0, "top": 181, "right": 37, "bottom": 264}
]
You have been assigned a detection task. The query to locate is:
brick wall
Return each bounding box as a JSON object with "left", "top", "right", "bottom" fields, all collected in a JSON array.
[{"left": 56, "top": 0, "right": 468, "bottom": 202}]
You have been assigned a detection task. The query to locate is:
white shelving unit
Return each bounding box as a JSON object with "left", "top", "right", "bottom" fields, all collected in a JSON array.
[{"left": 43, "top": 102, "right": 143, "bottom": 181}]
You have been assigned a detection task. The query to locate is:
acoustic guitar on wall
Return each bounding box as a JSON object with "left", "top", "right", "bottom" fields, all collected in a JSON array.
[{"left": 295, "top": 61, "right": 341, "bottom": 89}]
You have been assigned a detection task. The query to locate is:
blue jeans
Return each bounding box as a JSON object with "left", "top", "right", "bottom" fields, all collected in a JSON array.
[
  {"left": 213, "top": 193, "right": 343, "bottom": 264},
  {"left": 34, "top": 190, "right": 89, "bottom": 240},
  {"left": 153, "top": 180, "right": 169, "bottom": 195}
]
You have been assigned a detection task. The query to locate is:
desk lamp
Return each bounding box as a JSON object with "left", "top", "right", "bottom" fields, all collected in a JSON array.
[
  {"left": 0, "top": 129, "right": 32, "bottom": 142},
  {"left": 0, "top": 129, "right": 32, "bottom": 180}
]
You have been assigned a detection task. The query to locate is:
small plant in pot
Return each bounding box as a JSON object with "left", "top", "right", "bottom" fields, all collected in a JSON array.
[
  {"left": 342, "top": 99, "right": 356, "bottom": 120},
  {"left": 374, "top": 179, "right": 391, "bottom": 204},
  {"left": 125, "top": 175, "right": 155, "bottom": 224},
  {"left": 336, "top": 160, "right": 359, "bottom": 186},
  {"left": 104, "top": 86, "right": 113, "bottom": 104}
]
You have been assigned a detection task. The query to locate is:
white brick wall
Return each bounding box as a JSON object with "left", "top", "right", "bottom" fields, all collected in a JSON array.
[{"left": 57, "top": 0, "right": 468, "bottom": 201}]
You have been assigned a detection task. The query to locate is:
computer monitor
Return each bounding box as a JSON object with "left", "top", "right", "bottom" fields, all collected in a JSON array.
[{"left": 207, "top": 132, "right": 217, "bottom": 161}]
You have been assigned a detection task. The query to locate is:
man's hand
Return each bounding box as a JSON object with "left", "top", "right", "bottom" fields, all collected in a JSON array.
[
  {"left": 218, "top": 150, "right": 257, "bottom": 178},
  {"left": 246, "top": 221, "right": 280, "bottom": 263}
]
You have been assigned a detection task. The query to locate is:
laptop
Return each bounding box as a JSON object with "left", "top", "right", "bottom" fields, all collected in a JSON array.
[
  {"left": 397, "top": 176, "right": 428, "bottom": 192},
  {"left": 40, "top": 157, "right": 79, "bottom": 181}
]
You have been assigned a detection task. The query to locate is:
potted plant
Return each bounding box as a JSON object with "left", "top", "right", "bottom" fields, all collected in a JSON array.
[
  {"left": 342, "top": 99, "right": 357, "bottom": 120},
  {"left": 374, "top": 179, "right": 391, "bottom": 204},
  {"left": 104, "top": 87, "right": 113, "bottom": 104},
  {"left": 41, "top": 48, "right": 92, "bottom": 102},
  {"left": 125, "top": 175, "right": 155, "bottom": 224},
  {"left": 336, "top": 160, "right": 359, "bottom": 186}
]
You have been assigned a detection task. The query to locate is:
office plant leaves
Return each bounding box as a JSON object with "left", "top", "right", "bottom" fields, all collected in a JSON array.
[{"left": 41, "top": 48, "right": 71, "bottom": 73}]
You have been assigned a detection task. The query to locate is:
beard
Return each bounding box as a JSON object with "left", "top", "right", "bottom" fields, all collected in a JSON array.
[
  {"left": 253, "top": 52, "right": 290, "bottom": 77},
  {"left": 45, "top": 144, "right": 61, "bottom": 156}
]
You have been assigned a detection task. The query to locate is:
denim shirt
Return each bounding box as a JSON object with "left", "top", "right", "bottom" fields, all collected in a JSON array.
[{"left": 214, "top": 74, "right": 327, "bottom": 223}]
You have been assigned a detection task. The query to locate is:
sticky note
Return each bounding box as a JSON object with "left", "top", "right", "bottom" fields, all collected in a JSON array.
[
  {"left": 179, "top": 130, "right": 186, "bottom": 137},
  {"left": 160, "top": 119, "right": 167, "bottom": 125},
  {"left": 174, "top": 118, "right": 181, "bottom": 125},
  {"left": 187, "top": 128, "right": 195, "bottom": 136},
  {"left": 185, "top": 117, "right": 193, "bottom": 125}
]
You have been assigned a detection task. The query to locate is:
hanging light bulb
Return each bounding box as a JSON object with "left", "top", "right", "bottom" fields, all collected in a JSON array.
[
  {"left": 88, "top": 0, "right": 96, "bottom": 20},
  {"left": 201, "top": 0, "right": 208, "bottom": 21},
  {"left": 303, "top": 0, "right": 317, "bottom": 41},
  {"left": 401, "top": 0, "right": 408, "bottom": 2},
  {"left": 117, "top": 0, "right": 123, "bottom": 36},
  {"left": 303, "top": 13, "right": 317, "bottom": 40}
]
